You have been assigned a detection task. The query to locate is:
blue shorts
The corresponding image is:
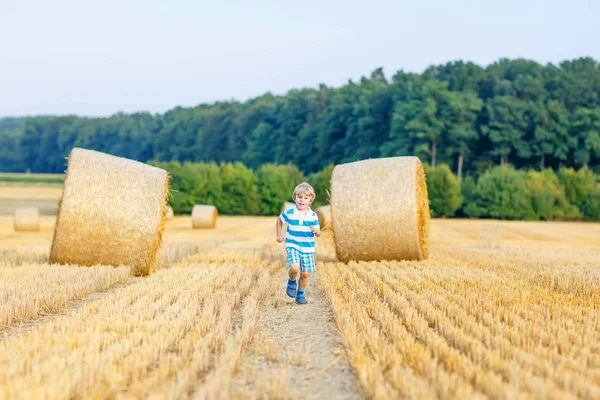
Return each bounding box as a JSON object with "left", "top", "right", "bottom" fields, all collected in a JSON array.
[{"left": 286, "top": 247, "right": 316, "bottom": 272}]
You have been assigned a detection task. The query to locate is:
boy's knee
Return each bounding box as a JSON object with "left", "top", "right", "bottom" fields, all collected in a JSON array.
[
  {"left": 300, "top": 271, "right": 310, "bottom": 280},
  {"left": 290, "top": 264, "right": 300, "bottom": 273}
]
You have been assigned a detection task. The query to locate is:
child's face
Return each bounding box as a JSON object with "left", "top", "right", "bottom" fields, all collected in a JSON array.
[{"left": 294, "top": 193, "right": 313, "bottom": 211}]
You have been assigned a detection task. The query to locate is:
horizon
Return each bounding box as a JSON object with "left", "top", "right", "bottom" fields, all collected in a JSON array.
[{"left": 2, "top": 55, "right": 597, "bottom": 120}]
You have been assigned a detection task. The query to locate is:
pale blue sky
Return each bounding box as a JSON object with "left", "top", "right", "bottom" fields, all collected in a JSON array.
[{"left": 1, "top": 0, "right": 599, "bottom": 117}]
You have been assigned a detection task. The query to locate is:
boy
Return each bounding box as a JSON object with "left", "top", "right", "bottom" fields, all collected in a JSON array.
[{"left": 276, "top": 182, "right": 321, "bottom": 304}]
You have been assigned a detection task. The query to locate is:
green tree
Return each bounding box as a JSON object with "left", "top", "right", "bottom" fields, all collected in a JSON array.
[
  {"left": 423, "top": 60, "right": 485, "bottom": 93},
  {"left": 445, "top": 91, "right": 483, "bottom": 179},
  {"left": 460, "top": 175, "right": 477, "bottom": 214},
  {"left": 342, "top": 69, "right": 393, "bottom": 161},
  {"left": 481, "top": 96, "right": 531, "bottom": 165},
  {"left": 273, "top": 89, "right": 314, "bottom": 164},
  {"left": 532, "top": 100, "right": 574, "bottom": 169},
  {"left": 559, "top": 57, "right": 600, "bottom": 111},
  {"left": 581, "top": 186, "right": 600, "bottom": 221},
  {"left": 309, "top": 163, "right": 334, "bottom": 207},
  {"left": 557, "top": 167, "right": 597, "bottom": 208},
  {"left": 151, "top": 161, "right": 222, "bottom": 214},
  {"left": 316, "top": 83, "right": 360, "bottom": 166},
  {"left": 383, "top": 79, "right": 449, "bottom": 167},
  {"left": 242, "top": 122, "right": 277, "bottom": 169},
  {"left": 424, "top": 164, "right": 462, "bottom": 217},
  {"left": 217, "top": 162, "right": 259, "bottom": 215},
  {"left": 256, "top": 164, "right": 305, "bottom": 215},
  {"left": 570, "top": 107, "right": 600, "bottom": 168},
  {"left": 0, "top": 118, "right": 26, "bottom": 172},
  {"left": 527, "top": 169, "right": 580, "bottom": 220},
  {"left": 464, "top": 166, "right": 533, "bottom": 220}
]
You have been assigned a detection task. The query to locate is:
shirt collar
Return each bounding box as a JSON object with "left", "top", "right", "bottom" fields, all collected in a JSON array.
[{"left": 293, "top": 206, "right": 311, "bottom": 216}]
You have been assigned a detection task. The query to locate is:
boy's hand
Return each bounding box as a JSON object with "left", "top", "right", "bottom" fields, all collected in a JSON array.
[
  {"left": 276, "top": 236, "right": 284, "bottom": 243},
  {"left": 310, "top": 226, "right": 321, "bottom": 236}
]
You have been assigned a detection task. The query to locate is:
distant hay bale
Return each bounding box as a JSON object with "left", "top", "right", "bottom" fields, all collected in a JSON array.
[
  {"left": 14, "top": 208, "right": 40, "bottom": 232},
  {"left": 192, "top": 205, "right": 218, "bottom": 229},
  {"left": 166, "top": 205, "right": 174, "bottom": 220},
  {"left": 282, "top": 202, "right": 295, "bottom": 213},
  {"left": 330, "top": 156, "right": 430, "bottom": 262},
  {"left": 49, "top": 148, "right": 170, "bottom": 276},
  {"left": 315, "top": 205, "right": 331, "bottom": 230}
]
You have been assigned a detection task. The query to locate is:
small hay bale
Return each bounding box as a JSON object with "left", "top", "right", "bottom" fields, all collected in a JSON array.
[
  {"left": 49, "top": 148, "right": 170, "bottom": 276},
  {"left": 315, "top": 205, "right": 331, "bottom": 230},
  {"left": 14, "top": 208, "right": 40, "bottom": 232},
  {"left": 166, "top": 205, "right": 174, "bottom": 220},
  {"left": 282, "top": 202, "right": 295, "bottom": 213},
  {"left": 192, "top": 205, "right": 218, "bottom": 229},
  {"left": 330, "top": 156, "right": 430, "bottom": 262}
]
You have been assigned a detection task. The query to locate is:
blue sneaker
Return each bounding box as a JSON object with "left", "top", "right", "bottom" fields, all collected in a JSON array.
[
  {"left": 286, "top": 279, "right": 297, "bottom": 298},
  {"left": 296, "top": 290, "right": 307, "bottom": 304}
]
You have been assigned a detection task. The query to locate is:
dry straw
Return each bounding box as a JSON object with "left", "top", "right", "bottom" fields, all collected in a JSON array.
[
  {"left": 330, "top": 156, "right": 430, "bottom": 262},
  {"left": 49, "top": 148, "right": 170, "bottom": 276},
  {"left": 14, "top": 208, "right": 40, "bottom": 232},
  {"left": 166, "top": 205, "right": 174, "bottom": 220},
  {"left": 192, "top": 205, "right": 218, "bottom": 229},
  {"left": 315, "top": 205, "right": 331, "bottom": 230},
  {"left": 282, "top": 202, "right": 295, "bottom": 213}
]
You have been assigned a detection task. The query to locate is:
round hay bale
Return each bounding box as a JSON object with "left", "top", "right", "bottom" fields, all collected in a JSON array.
[
  {"left": 14, "top": 208, "right": 40, "bottom": 232},
  {"left": 315, "top": 205, "right": 331, "bottom": 230},
  {"left": 49, "top": 148, "right": 170, "bottom": 276},
  {"left": 192, "top": 205, "right": 218, "bottom": 229},
  {"left": 330, "top": 156, "right": 430, "bottom": 262},
  {"left": 166, "top": 205, "right": 174, "bottom": 220},
  {"left": 282, "top": 202, "right": 295, "bottom": 213}
]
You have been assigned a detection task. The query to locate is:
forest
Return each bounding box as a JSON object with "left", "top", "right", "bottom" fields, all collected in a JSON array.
[{"left": 1, "top": 57, "right": 599, "bottom": 178}]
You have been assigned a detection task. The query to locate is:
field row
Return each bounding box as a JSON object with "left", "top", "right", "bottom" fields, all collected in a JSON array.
[
  {"left": 0, "top": 250, "right": 280, "bottom": 399},
  {"left": 0, "top": 264, "right": 131, "bottom": 332},
  {"left": 318, "top": 248, "right": 600, "bottom": 400}
]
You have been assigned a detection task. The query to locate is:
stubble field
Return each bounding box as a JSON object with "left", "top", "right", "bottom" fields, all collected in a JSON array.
[{"left": 1, "top": 185, "right": 599, "bottom": 399}]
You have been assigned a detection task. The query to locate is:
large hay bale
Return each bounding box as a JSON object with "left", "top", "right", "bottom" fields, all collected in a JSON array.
[
  {"left": 14, "top": 208, "right": 40, "bottom": 232},
  {"left": 315, "top": 205, "right": 331, "bottom": 230},
  {"left": 166, "top": 205, "right": 174, "bottom": 220},
  {"left": 192, "top": 205, "right": 218, "bottom": 229},
  {"left": 49, "top": 148, "right": 170, "bottom": 276},
  {"left": 330, "top": 156, "right": 430, "bottom": 262},
  {"left": 282, "top": 202, "right": 295, "bottom": 213}
]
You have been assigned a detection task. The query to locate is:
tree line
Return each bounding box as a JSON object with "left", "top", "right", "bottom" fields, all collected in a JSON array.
[
  {"left": 1, "top": 57, "right": 599, "bottom": 178},
  {"left": 153, "top": 160, "right": 599, "bottom": 221}
]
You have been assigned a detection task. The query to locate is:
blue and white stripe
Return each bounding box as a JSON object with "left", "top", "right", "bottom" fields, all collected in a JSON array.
[{"left": 280, "top": 206, "right": 320, "bottom": 253}]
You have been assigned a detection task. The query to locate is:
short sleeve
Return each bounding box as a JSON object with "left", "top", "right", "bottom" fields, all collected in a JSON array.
[
  {"left": 280, "top": 211, "right": 289, "bottom": 223},
  {"left": 311, "top": 213, "right": 320, "bottom": 228}
]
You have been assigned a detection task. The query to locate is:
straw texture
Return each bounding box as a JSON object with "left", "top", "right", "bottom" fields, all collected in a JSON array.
[
  {"left": 192, "top": 205, "right": 218, "bottom": 229},
  {"left": 315, "top": 205, "right": 331, "bottom": 230},
  {"left": 282, "top": 202, "right": 295, "bottom": 213},
  {"left": 14, "top": 208, "right": 40, "bottom": 232},
  {"left": 49, "top": 148, "right": 170, "bottom": 276},
  {"left": 330, "top": 156, "right": 430, "bottom": 262},
  {"left": 166, "top": 205, "right": 174, "bottom": 220}
]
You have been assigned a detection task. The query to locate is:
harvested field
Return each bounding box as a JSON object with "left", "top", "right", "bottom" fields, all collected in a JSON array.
[
  {"left": 0, "top": 212, "right": 598, "bottom": 398},
  {"left": 0, "top": 185, "right": 63, "bottom": 215}
]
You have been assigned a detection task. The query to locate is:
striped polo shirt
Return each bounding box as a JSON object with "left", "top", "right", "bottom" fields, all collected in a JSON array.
[{"left": 280, "top": 206, "right": 320, "bottom": 253}]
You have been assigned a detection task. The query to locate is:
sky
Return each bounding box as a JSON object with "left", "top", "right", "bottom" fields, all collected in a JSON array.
[{"left": 1, "top": 0, "right": 599, "bottom": 117}]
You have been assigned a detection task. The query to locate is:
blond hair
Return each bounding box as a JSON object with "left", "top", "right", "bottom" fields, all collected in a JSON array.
[{"left": 293, "top": 182, "right": 316, "bottom": 202}]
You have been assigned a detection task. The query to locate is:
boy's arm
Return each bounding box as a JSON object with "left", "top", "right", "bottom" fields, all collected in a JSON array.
[
  {"left": 276, "top": 217, "right": 284, "bottom": 242},
  {"left": 310, "top": 220, "right": 321, "bottom": 237}
]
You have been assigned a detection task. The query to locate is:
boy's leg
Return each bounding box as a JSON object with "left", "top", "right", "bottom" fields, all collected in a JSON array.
[
  {"left": 286, "top": 248, "right": 300, "bottom": 298},
  {"left": 298, "top": 271, "right": 309, "bottom": 290},
  {"left": 295, "top": 253, "right": 315, "bottom": 304},
  {"left": 289, "top": 263, "right": 300, "bottom": 281}
]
